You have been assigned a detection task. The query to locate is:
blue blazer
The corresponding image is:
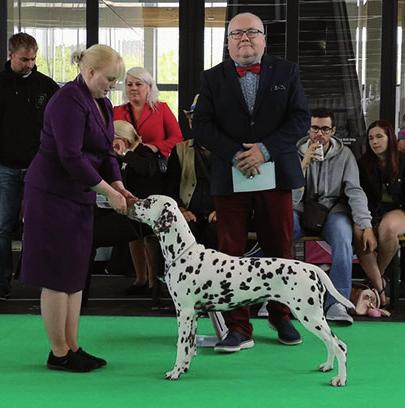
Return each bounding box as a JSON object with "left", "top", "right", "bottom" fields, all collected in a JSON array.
[
  {"left": 193, "top": 54, "right": 310, "bottom": 195},
  {"left": 26, "top": 75, "right": 121, "bottom": 204}
]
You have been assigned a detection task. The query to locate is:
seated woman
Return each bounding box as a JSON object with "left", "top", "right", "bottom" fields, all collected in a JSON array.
[
  {"left": 165, "top": 95, "right": 217, "bottom": 250},
  {"left": 353, "top": 120, "right": 405, "bottom": 307},
  {"left": 84, "top": 120, "right": 142, "bottom": 302}
]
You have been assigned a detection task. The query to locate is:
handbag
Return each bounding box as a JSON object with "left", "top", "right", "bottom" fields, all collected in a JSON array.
[
  {"left": 127, "top": 103, "right": 167, "bottom": 173},
  {"left": 301, "top": 200, "right": 329, "bottom": 235},
  {"left": 350, "top": 284, "right": 391, "bottom": 317}
]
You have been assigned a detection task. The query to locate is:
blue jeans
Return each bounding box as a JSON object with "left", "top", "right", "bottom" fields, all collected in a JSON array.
[
  {"left": 0, "top": 164, "right": 24, "bottom": 292},
  {"left": 294, "top": 210, "right": 353, "bottom": 308}
]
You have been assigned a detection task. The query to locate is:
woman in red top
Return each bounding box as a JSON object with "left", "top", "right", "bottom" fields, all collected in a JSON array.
[{"left": 114, "top": 67, "right": 183, "bottom": 293}]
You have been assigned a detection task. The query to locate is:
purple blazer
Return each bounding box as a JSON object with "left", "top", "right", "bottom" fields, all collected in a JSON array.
[{"left": 25, "top": 75, "right": 121, "bottom": 204}]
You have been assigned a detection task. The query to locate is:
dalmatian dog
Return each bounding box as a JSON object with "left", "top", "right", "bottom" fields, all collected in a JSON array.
[{"left": 127, "top": 195, "right": 355, "bottom": 387}]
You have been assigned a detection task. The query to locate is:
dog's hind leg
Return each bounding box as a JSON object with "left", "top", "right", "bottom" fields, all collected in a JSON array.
[
  {"left": 295, "top": 311, "right": 348, "bottom": 387},
  {"left": 165, "top": 309, "right": 198, "bottom": 380}
]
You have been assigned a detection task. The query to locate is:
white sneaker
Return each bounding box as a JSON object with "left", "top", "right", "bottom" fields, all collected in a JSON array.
[{"left": 326, "top": 303, "right": 353, "bottom": 325}]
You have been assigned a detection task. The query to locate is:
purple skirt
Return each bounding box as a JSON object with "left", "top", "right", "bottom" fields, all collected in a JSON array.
[{"left": 20, "top": 185, "right": 93, "bottom": 293}]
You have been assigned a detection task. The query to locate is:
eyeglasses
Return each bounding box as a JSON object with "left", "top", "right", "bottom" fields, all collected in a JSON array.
[
  {"left": 310, "top": 125, "right": 333, "bottom": 134},
  {"left": 228, "top": 29, "right": 264, "bottom": 40}
]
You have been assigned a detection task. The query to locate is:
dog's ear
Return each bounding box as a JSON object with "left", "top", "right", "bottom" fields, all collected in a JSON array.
[{"left": 153, "top": 207, "right": 175, "bottom": 234}]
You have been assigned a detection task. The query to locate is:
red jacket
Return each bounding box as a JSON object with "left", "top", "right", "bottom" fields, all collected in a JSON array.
[{"left": 113, "top": 102, "right": 183, "bottom": 157}]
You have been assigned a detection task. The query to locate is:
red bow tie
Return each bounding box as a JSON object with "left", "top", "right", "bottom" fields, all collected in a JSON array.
[{"left": 236, "top": 63, "right": 261, "bottom": 77}]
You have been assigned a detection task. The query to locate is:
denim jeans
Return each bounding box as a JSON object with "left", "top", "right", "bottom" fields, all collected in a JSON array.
[
  {"left": 294, "top": 210, "right": 353, "bottom": 308},
  {"left": 0, "top": 164, "right": 24, "bottom": 292}
]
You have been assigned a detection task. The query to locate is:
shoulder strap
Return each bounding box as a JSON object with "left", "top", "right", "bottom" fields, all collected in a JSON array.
[{"left": 126, "top": 103, "right": 137, "bottom": 130}]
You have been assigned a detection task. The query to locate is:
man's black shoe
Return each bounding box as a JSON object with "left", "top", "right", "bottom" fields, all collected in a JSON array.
[
  {"left": 75, "top": 347, "right": 107, "bottom": 368},
  {"left": 214, "top": 330, "right": 255, "bottom": 353},
  {"left": 47, "top": 350, "right": 97, "bottom": 372},
  {"left": 269, "top": 318, "right": 302, "bottom": 345}
]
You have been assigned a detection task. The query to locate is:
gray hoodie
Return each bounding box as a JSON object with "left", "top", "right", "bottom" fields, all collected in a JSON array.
[{"left": 293, "top": 136, "right": 372, "bottom": 230}]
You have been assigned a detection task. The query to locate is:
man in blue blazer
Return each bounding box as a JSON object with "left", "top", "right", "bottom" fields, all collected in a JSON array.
[{"left": 193, "top": 12, "right": 310, "bottom": 352}]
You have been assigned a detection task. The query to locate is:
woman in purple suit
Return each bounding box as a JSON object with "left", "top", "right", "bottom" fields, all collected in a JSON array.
[{"left": 20, "top": 45, "right": 135, "bottom": 372}]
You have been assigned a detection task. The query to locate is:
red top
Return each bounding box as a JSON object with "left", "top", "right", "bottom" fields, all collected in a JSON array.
[{"left": 113, "top": 102, "right": 183, "bottom": 157}]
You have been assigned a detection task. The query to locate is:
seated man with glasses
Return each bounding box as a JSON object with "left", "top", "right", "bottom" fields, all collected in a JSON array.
[{"left": 293, "top": 108, "right": 376, "bottom": 324}]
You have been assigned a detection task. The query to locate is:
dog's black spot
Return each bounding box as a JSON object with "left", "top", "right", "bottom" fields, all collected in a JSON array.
[
  {"left": 307, "top": 297, "right": 314, "bottom": 305},
  {"left": 247, "top": 277, "right": 252, "bottom": 283},
  {"left": 309, "top": 271, "right": 317, "bottom": 281},
  {"left": 315, "top": 326, "right": 321, "bottom": 331},
  {"left": 194, "top": 288, "right": 201, "bottom": 295},
  {"left": 282, "top": 277, "right": 289, "bottom": 285},
  {"left": 310, "top": 285, "right": 316, "bottom": 292},
  {"left": 303, "top": 316, "right": 309, "bottom": 322},
  {"left": 226, "top": 272, "right": 232, "bottom": 278},
  {"left": 253, "top": 286, "right": 261, "bottom": 292},
  {"left": 213, "top": 259, "right": 219, "bottom": 265},
  {"left": 240, "top": 282, "right": 250, "bottom": 291},
  {"left": 185, "top": 266, "right": 194, "bottom": 274},
  {"left": 199, "top": 253, "right": 205, "bottom": 261},
  {"left": 275, "top": 265, "right": 284, "bottom": 275},
  {"left": 202, "top": 281, "right": 212, "bottom": 290}
]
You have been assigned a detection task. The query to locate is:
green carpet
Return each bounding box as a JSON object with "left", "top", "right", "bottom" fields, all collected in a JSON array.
[{"left": 1, "top": 315, "right": 404, "bottom": 407}]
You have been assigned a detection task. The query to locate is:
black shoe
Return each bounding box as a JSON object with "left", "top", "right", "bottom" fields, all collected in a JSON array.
[
  {"left": 0, "top": 288, "right": 10, "bottom": 301},
  {"left": 125, "top": 284, "right": 151, "bottom": 296},
  {"left": 214, "top": 330, "right": 255, "bottom": 353},
  {"left": 47, "top": 350, "right": 97, "bottom": 372},
  {"left": 75, "top": 347, "right": 107, "bottom": 368},
  {"left": 269, "top": 318, "right": 302, "bottom": 345}
]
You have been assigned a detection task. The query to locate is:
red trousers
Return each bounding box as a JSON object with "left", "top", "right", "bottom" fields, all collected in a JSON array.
[{"left": 214, "top": 190, "right": 293, "bottom": 337}]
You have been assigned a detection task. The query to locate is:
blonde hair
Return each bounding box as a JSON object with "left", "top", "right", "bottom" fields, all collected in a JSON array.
[
  {"left": 71, "top": 44, "right": 125, "bottom": 80},
  {"left": 113, "top": 120, "right": 140, "bottom": 150},
  {"left": 125, "top": 67, "right": 160, "bottom": 109}
]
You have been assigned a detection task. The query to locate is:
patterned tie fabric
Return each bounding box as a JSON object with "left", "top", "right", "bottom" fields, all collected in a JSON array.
[
  {"left": 236, "top": 63, "right": 261, "bottom": 77},
  {"left": 239, "top": 70, "right": 260, "bottom": 114}
]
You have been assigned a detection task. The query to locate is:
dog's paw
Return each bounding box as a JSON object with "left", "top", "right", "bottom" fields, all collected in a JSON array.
[
  {"left": 165, "top": 369, "right": 182, "bottom": 380},
  {"left": 330, "top": 376, "right": 346, "bottom": 387},
  {"left": 319, "top": 362, "right": 333, "bottom": 372}
]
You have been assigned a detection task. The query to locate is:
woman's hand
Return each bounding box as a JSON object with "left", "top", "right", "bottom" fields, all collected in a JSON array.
[
  {"left": 180, "top": 208, "right": 197, "bottom": 222},
  {"left": 106, "top": 190, "right": 127, "bottom": 214},
  {"left": 111, "top": 181, "right": 137, "bottom": 202}
]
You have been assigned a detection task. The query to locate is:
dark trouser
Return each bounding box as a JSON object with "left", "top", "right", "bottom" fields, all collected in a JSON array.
[
  {"left": 214, "top": 190, "right": 293, "bottom": 338},
  {"left": 187, "top": 216, "right": 217, "bottom": 250}
]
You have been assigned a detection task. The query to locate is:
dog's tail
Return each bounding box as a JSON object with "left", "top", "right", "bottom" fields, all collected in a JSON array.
[{"left": 312, "top": 264, "right": 355, "bottom": 310}]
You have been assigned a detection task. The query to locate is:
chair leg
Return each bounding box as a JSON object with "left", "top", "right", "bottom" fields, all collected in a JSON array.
[{"left": 387, "top": 250, "right": 401, "bottom": 308}]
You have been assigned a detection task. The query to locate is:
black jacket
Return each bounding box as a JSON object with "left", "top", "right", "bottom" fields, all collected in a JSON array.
[
  {"left": 193, "top": 54, "right": 310, "bottom": 195},
  {"left": 0, "top": 61, "right": 59, "bottom": 168},
  {"left": 358, "top": 153, "right": 405, "bottom": 221}
]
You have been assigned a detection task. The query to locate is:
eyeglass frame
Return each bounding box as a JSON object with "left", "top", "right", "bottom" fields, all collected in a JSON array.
[
  {"left": 310, "top": 125, "right": 334, "bottom": 134},
  {"left": 228, "top": 28, "right": 264, "bottom": 40}
]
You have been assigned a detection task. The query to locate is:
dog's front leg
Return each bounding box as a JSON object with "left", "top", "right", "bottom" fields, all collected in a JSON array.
[{"left": 165, "top": 309, "right": 197, "bottom": 380}]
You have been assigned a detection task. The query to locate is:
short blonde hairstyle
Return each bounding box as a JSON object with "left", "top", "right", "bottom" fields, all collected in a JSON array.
[
  {"left": 113, "top": 120, "right": 141, "bottom": 150},
  {"left": 71, "top": 44, "right": 125, "bottom": 80},
  {"left": 125, "top": 67, "right": 160, "bottom": 109}
]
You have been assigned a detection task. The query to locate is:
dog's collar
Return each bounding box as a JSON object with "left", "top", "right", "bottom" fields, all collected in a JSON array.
[{"left": 166, "top": 241, "right": 198, "bottom": 271}]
